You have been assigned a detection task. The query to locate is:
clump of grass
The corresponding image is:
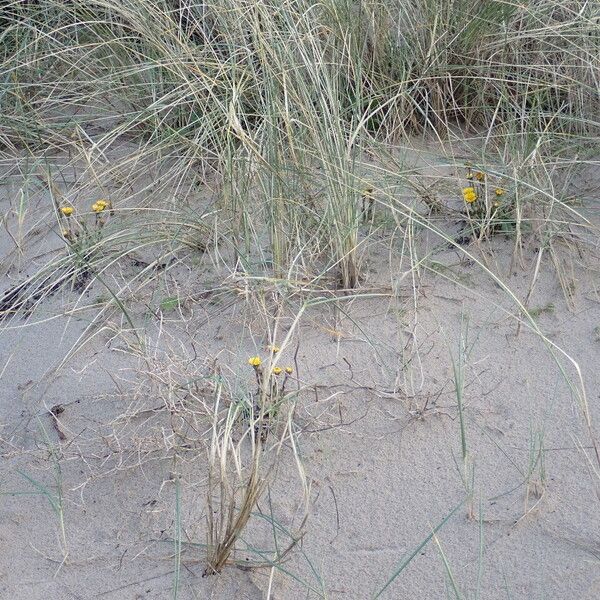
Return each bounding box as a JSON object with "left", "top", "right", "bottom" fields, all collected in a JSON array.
[
  {"left": 1, "top": 0, "right": 597, "bottom": 297},
  {"left": 204, "top": 352, "right": 303, "bottom": 577},
  {"left": 204, "top": 390, "right": 267, "bottom": 576}
]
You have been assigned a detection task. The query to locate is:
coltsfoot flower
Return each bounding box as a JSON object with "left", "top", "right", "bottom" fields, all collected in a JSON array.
[
  {"left": 248, "top": 356, "right": 261, "bottom": 367},
  {"left": 92, "top": 199, "right": 109, "bottom": 213},
  {"left": 273, "top": 367, "right": 283, "bottom": 375},
  {"left": 285, "top": 366, "right": 293, "bottom": 374},
  {"left": 462, "top": 187, "right": 477, "bottom": 203},
  {"left": 60, "top": 206, "right": 74, "bottom": 216},
  {"left": 474, "top": 171, "right": 485, "bottom": 181},
  {"left": 495, "top": 188, "right": 505, "bottom": 196},
  {"left": 268, "top": 345, "right": 281, "bottom": 353}
]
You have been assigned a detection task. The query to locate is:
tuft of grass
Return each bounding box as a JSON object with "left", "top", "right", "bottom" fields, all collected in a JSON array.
[{"left": 204, "top": 354, "right": 306, "bottom": 578}]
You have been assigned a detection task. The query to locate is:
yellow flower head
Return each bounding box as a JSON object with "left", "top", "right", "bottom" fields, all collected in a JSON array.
[
  {"left": 495, "top": 188, "right": 505, "bottom": 196},
  {"left": 92, "top": 199, "right": 108, "bottom": 213},
  {"left": 285, "top": 366, "right": 293, "bottom": 375},
  {"left": 60, "top": 206, "right": 74, "bottom": 216},
  {"left": 248, "top": 356, "right": 261, "bottom": 367},
  {"left": 268, "top": 345, "right": 281, "bottom": 354},
  {"left": 273, "top": 367, "right": 283, "bottom": 375},
  {"left": 462, "top": 187, "right": 477, "bottom": 203},
  {"left": 466, "top": 172, "right": 473, "bottom": 180},
  {"left": 474, "top": 171, "right": 485, "bottom": 181}
]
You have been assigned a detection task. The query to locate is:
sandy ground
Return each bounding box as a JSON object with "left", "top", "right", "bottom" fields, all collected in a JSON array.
[{"left": 1, "top": 154, "right": 600, "bottom": 599}]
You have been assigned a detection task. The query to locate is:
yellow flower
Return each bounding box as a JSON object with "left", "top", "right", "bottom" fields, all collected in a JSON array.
[
  {"left": 495, "top": 188, "right": 505, "bottom": 196},
  {"left": 273, "top": 367, "right": 283, "bottom": 375},
  {"left": 462, "top": 187, "right": 477, "bottom": 203},
  {"left": 248, "top": 356, "right": 261, "bottom": 367},
  {"left": 285, "top": 366, "right": 293, "bottom": 375},
  {"left": 60, "top": 206, "right": 74, "bottom": 216},
  {"left": 466, "top": 172, "right": 473, "bottom": 180},
  {"left": 268, "top": 345, "right": 281, "bottom": 354},
  {"left": 474, "top": 171, "right": 485, "bottom": 181},
  {"left": 92, "top": 199, "right": 108, "bottom": 213}
]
